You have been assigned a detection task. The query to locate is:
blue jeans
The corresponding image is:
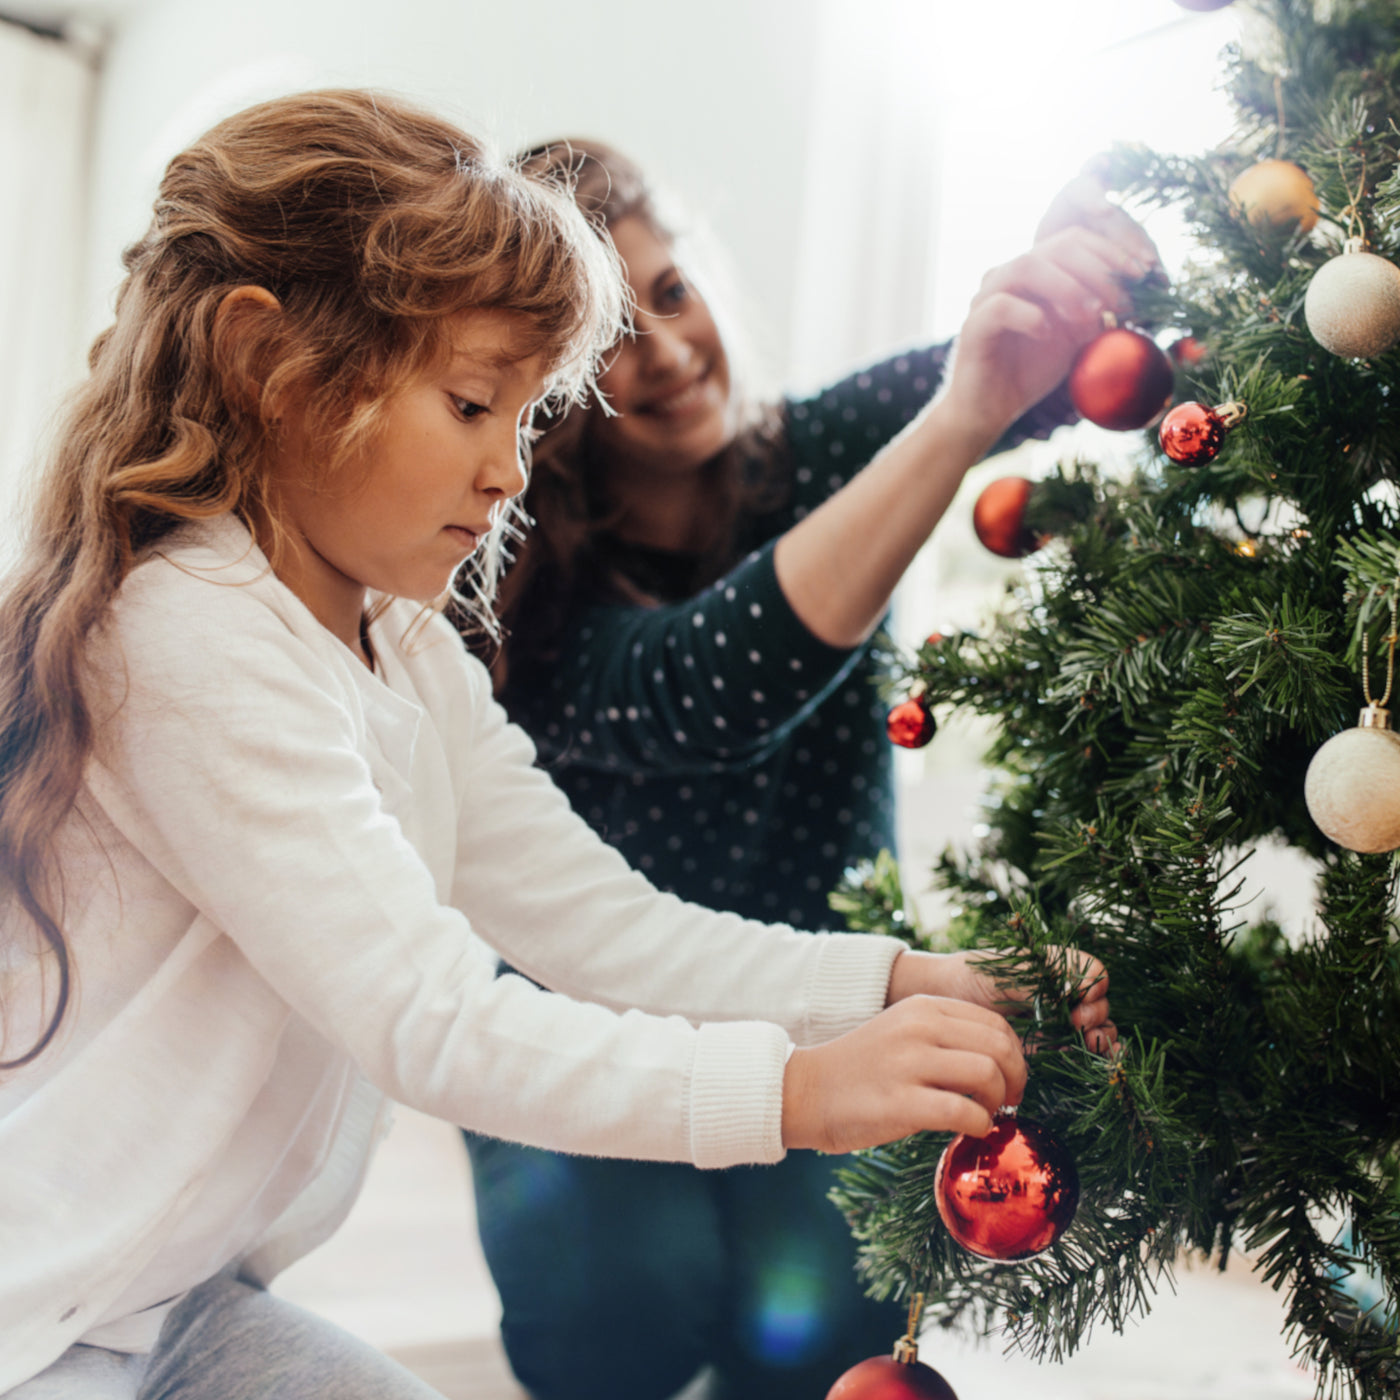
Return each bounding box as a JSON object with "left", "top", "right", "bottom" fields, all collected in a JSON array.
[
  {"left": 465, "top": 1133, "right": 900, "bottom": 1400},
  {"left": 4, "top": 1268, "right": 442, "bottom": 1400}
]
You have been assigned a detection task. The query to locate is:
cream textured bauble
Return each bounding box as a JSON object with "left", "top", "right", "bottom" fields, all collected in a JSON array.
[
  {"left": 1304, "top": 240, "right": 1400, "bottom": 358},
  {"left": 1304, "top": 705, "right": 1400, "bottom": 853}
]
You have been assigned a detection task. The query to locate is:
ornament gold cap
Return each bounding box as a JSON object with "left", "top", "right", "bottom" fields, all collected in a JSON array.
[
  {"left": 1358, "top": 703, "right": 1392, "bottom": 730},
  {"left": 892, "top": 1336, "right": 919, "bottom": 1365},
  {"left": 1214, "top": 400, "right": 1248, "bottom": 429},
  {"left": 1344, "top": 235, "right": 1370, "bottom": 255}
]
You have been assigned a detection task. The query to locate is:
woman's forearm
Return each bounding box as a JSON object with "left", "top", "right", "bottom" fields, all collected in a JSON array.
[{"left": 772, "top": 394, "right": 999, "bottom": 648}]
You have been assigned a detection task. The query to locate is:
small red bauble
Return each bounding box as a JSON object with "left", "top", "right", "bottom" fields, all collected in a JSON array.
[
  {"left": 887, "top": 697, "right": 936, "bottom": 749},
  {"left": 1158, "top": 399, "right": 1247, "bottom": 466},
  {"left": 1168, "top": 335, "right": 1207, "bottom": 368},
  {"left": 972, "top": 476, "right": 1038, "bottom": 558},
  {"left": 827, "top": 1354, "right": 959, "bottom": 1400},
  {"left": 934, "top": 1113, "right": 1080, "bottom": 1260},
  {"left": 1067, "top": 327, "right": 1175, "bottom": 431},
  {"left": 1159, "top": 401, "right": 1226, "bottom": 465}
]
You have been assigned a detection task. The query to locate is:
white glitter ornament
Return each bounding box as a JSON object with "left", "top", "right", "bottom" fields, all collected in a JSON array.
[
  {"left": 1304, "top": 705, "right": 1400, "bottom": 853},
  {"left": 1304, "top": 238, "right": 1400, "bottom": 358}
]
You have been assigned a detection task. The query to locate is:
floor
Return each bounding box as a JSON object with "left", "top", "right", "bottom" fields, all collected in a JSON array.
[{"left": 271, "top": 1106, "right": 1320, "bottom": 1400}]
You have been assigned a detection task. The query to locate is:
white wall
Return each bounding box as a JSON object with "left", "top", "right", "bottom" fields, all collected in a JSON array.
[
  {"left": 0, "top": 17, "right": 95, "bottom": 548},
  {"left": 82, "top": 0, "right": 820, "bottom": 386},
  {"left": 75, "top": 0, "right": 1244, "bottom": 397}
]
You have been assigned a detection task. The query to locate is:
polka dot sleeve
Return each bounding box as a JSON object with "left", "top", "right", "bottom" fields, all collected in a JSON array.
[
  {"left": 783, "top": 342, "right": 1075, "bottom": 520},
  {"left": 516, "top": 539, "right": 865, "bottom": 777},
  {"left": 786, "top": 344, "right": 952, "bottom": 518}
]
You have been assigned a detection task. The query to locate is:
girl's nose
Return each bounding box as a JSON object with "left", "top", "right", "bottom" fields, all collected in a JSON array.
[{"left": 476, "top": 424, "right": 529, "bottom": 501}]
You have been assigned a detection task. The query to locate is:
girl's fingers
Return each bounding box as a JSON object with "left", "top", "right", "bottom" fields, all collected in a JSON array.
[
  {"left": 913, "top": 1047, "right": 1011, "bottom": 1117},
  {"left": 1070, "top": 995, "right": 1111, "bottom": 1030},
  {"left": 897, "top": 997, "right": 1028, "bottom": 1105},
  {"left": 916, "top": 1088, "right": 996, "bottom": 1140},
  {"left": 915, "top": 992, "right": 1025, "bottom": 1038},
  {"left": 1069, "top": 960, "right": 1110, "bottom": 1015},
  {"left": 937, "top": 1008, "right": 1028, "bottom": 1105}
]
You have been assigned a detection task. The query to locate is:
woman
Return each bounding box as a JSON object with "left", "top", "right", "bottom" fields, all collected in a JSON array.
[{"left": 462, "top": 141, "right": 1147, "bottom": 1400}]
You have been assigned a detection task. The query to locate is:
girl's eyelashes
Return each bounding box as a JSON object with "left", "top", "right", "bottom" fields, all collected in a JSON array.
[{"left": 451, "top": 395, "right": 489, "bottom": 421}]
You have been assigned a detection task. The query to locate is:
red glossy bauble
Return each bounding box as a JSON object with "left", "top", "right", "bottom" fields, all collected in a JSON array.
[
  {"left": 972, "top": 476, "right": 1038, "bottom": 558},
  {"left": 1067, "top": 327, "right": 1175, "bottom": 431},
  {"left": 887, "top": 697, "right": 936, "bottom": 749},
  {"left": 934, "top": 1113, "right": 1080, "bottom": 1260},
  {"left": 1158, "top": 401, "right": 1227, "bottom": 465},
  {"left": 827, "top": 1355, "right": 959, "bottom": 1400}
]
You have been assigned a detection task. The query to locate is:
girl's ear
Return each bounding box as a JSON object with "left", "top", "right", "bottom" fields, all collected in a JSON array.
[{"left": 212, "top": 285, "right": 285, "bottom": 418}]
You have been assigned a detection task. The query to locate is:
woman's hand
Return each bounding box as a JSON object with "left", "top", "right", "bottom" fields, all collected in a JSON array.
[
  {"left": 780, "top": 995, "right": 1027, "bottom": 1153},
  {"left": 935, "top": 176, "right": 1161, "bottom": 450},
  {"left": 1034, "top": 172, "right": 1162, "bottom": 263},
  {"left": 888, "top": 947, "right": 1117, "bottom": 1055}
]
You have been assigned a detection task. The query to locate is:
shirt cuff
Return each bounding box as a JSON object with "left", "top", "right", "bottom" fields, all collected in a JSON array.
[
  {"left": 686, "top": 1020, "right": 790, "bottom": 1169},
  {"left": 797, "top": 933, "right": 904, "bottom": 1046}
]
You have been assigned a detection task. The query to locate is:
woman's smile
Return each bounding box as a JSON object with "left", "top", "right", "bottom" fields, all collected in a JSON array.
[{"left": 640, "top": 368, "right": 717, "bottom": 418}]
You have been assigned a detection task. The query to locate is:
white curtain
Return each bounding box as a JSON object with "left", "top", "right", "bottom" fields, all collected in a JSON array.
[
  {"left": 786, "top": 0, "right": 944, "bottom": 394},
  {"left": 0, "top": 19, "right": 95, "bottom": 554}
]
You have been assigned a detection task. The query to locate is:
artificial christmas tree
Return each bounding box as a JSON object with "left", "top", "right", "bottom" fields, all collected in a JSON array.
[{"left": 831, "top": 3, "right": 1400, "bottom": 1397}]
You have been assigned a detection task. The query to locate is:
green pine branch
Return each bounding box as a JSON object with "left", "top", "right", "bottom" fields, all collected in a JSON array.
[{"left": 831, "top": 4, "right": 1400, "bottom": 1392}]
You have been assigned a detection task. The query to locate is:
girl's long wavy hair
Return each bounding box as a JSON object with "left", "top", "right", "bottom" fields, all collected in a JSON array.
[
  {"left": 0, "top": 89, "right": 626, "bottom": 1069},
  {"left": 483, "top": 139, "right": 790, "bottom": 683}
]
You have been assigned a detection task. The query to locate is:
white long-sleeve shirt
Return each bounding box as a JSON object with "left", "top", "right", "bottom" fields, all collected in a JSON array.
[{"left": 0, "top": 516, "right": 903, "bottom": 1391}]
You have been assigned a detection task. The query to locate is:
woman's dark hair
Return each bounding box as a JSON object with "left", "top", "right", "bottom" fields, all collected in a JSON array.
[{"left": 484, "top": 139, "right": 791, "bottom": 682}]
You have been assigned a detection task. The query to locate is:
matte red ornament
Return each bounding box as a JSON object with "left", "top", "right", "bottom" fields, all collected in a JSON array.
[
  {"left": 1067, "top": 327, "right": 1175, "bottom": 431},
  {"left": 934, "top": 1113, "right": 1079, "bottom": 1260},
  {"left": 826, "top": 1354, "right": 959, "bottom": 1400},
  {"left": 972, "top": 476, "right": 1038, "bottom": 558},
  {"left": 887, "top": 697, "right": 936, "bottom": 749},
  {"left": 1158, "top": 400, "right": 1247, "bottom": 466}
]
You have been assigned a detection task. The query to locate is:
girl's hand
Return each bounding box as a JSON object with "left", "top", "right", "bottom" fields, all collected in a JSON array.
[
  {"left": 781, "top": 995, "right": 1027, "bottom": 1153},
  {"left": 888, "top": 948, "right": 1117, "bottom": 1055}
]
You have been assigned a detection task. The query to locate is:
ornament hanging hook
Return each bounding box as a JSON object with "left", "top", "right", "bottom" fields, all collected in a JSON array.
[
  {"left": 1360, "top": 561, "right": 1400, "bottom": 712},
  {"left": 1335, "top": 146, "right": 1368, "bottom": 246},
  {"left": 892, "top": 1292, "right": 927, "bottom": 1364}
]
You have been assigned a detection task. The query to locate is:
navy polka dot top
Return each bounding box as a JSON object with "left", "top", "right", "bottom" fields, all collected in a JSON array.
[{"left": 502, "top": 346, "right": 1068, "bottom": 930}]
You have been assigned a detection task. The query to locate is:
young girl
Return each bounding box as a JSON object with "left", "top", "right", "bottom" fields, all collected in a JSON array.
[
  {"left": 0, "top": 91, "right": 1111, "bottom": 1400},
  {"left": 463, "top": 141, "right": 1146, "bottom": 1400}
]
